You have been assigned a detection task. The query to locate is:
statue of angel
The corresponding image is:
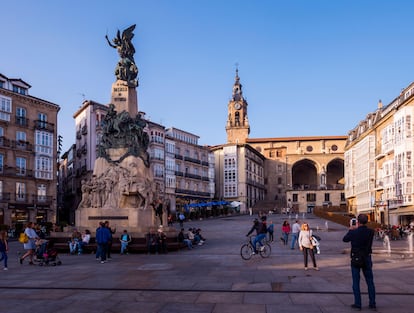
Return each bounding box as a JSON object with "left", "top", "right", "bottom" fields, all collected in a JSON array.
[{"left": 106, "top": 24, "right": 138, "bottom": 86}]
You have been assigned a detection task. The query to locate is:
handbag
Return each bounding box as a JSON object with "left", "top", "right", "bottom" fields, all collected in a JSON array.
[{"left": 19, "top": 232, "right": 29, "bottom": 244}]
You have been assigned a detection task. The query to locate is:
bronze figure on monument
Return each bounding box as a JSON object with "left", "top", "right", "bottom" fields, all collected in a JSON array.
[{"left": 105, "top": 24, "right": 138, "bottom": 87}]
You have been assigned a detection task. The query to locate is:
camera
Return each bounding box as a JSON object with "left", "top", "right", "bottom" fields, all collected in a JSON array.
[{"left": 350, "top": 218, "right": 357, "bottom": 227}]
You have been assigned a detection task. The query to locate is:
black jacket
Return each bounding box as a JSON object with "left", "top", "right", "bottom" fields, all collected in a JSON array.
[{"left": 343, "top": 225, "right": 374, "bottom": 255}]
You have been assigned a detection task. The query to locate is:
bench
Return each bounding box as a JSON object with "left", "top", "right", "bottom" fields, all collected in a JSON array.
[{"left": 50, "top": 236, "right": 186, "bottom": 254}]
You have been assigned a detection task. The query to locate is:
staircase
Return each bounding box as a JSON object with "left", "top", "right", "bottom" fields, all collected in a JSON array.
[{"left": 251, "top": 200, "right": 280, "bottom": 215}]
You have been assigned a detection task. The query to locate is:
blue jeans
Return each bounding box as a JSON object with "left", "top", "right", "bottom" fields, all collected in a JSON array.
[
  {"left": 0, "top": 251, "right": 7, "bottom": 268},
  {"left": 351, "top": 256, "right": 376, "bottom": 308},
  {"left": 291, "top": 232, "right": 299, "bottom": 249},
  {"left": 96, "top": 243, "right": 108, "bottom": 261},
  {"left": 120, "top": 242, "right": 128, "bottom": 254},
  {"left": 252, "top": 234, "right": 266, "bottom": 253},
  {"left": 282, "top": 232, "right": 289, "bottom": 245}
]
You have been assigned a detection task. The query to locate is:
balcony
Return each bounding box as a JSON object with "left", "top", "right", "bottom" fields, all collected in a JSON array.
[
  {"left": 33, "top": 195, "right": 53, "bottom": 206},
  {"left": 175, "top": 154, "right": 183, "bottom": 160},
  {"left": 292, "top": 184, "right": 344, "bottom": 191},
  {"left": 184, "top": 156, "right": 201, "bottom": 164},
  {"left": 0, "top": 136, "right": 11, "bottom": 148},
  {"left": 175, "top": 188, "right": 210, "bottom": 197},
  {"left": 81, "top": 143, "right": 87, "bottom": 154},
  {"left": 0, "top": 166, "right": 33, "bottom": 177},
  {"left": 34, "top": 120, "right": 55, "bottom": 132},
  {"left": 0, "top": 192, "right": 11, "bottom": 202},
  {"left": 15, "top": 116, "right": 29, "bottom": 127},
  {"left": 184, "top": 173, "right": 202, "bottom": 180},
  {"left": 81, "top": 125, "right": 87, "bottom": 135},
  {"left": 12, "top": 140, "right": 33, "bottom": 152}
]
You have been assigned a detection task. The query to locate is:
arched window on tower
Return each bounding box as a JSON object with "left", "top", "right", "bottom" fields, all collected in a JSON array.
[{"left": 235, "top": 112, "right": 240, "bottom": 126}]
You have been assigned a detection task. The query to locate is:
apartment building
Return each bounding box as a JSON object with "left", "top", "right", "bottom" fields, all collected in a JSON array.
[
  {"left": 165, "top": 127, "right": 215, "bottom": 214},
  {"left": 345, "top": 82, "right": 414, "bottom": 225},
  {"left": 0, "top": 73, "right": 60, "bottom": 229}
]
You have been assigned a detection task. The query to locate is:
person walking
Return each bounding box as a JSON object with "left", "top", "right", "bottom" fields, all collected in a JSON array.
[
  {"left": 0, "top": 230, "right": 9, "bottom": 270},
  {"left": 19, "top": 222, "right": 39, "bottom": 265},
  {"left": 298, "top": 223, "right": 318, "bottom": 271},
  {"left": 291, "top": 220, "right": 301, "bottom": 249},
  {"left": 343, "top": 214, "right": 376, "bottom": 311},
  {"left": 281, "top": 220, "right": 291, "bottom": 245}
]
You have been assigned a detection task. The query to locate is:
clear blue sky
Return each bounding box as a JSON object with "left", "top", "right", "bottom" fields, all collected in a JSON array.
[{"left": 2, "top": 0, "right": 414, "bottom": 153}]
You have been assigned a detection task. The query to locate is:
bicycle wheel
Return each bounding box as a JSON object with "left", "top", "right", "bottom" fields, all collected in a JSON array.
[
  {"left": 260, "top": 243, "right": 271, "bottom": 258},
  {"left": 240, "top": 243, "right": 253, "bottom": 260}
]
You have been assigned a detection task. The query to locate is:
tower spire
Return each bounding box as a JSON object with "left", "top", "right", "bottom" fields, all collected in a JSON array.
[{"left": 226, "top": 66, "right": 250, "bottom": 144}]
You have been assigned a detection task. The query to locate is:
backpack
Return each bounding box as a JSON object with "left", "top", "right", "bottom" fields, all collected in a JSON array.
[{"left": 19, "top": 232, "right": 29, "bottom": 244}]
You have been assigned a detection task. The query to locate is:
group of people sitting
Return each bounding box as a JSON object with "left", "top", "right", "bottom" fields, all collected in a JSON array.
[
  {"left": 177, "top": 227, "right": 206, "bottom": 249},
  {"left": 145, "top": 227, "right": 168, "bottom": 254},
  {"left": 68, "top": 229, "right": 91, "bottom": 255}
]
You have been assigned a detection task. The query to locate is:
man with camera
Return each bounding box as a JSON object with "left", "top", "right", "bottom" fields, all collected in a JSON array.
[{"left": 343, "top": 214, "right": 376, "bottom": 311}]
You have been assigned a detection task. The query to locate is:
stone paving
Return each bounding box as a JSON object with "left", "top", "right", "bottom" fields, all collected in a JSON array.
[{"left": 1, "top": 213, "right": 413, "bottom": 313}]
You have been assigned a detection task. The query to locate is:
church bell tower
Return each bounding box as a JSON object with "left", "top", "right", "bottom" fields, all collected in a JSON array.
[{"left": 226, "top": 68, "right": 250, "bottom": 144}]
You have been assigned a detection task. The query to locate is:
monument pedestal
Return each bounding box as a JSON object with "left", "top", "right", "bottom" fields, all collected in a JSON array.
[
  {"left": 111, "top": 80, "right": 138, "bottom": 116},
  {"left": 75, "top": 154, "right": 160, "bottom": 232}
]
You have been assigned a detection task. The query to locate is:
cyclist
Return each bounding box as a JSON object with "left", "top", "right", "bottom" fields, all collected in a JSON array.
[{"left": 246, "top": 216, "right": 267, "bottom": 254}]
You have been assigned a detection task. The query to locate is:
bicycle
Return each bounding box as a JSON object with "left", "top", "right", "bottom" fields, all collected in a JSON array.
[{"left": 240, "top": 235, "right": 271, "bottom": 260}]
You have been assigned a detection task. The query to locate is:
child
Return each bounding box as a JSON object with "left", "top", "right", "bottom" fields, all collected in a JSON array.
[{"left": 0, "top": 230, "right": 9, "bottom": 270}]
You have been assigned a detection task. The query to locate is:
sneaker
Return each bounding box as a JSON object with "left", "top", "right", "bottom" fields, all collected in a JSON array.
[
  {"left": 351, "top": 304, "right": 361, "bottom": 311},
  {"left": 251, "top": 251, "right": 256, "bottom": 255},
  {"left": 3, "top": 267, "right": 8, "bottom": 270},
  {"left": 19, "top": 258, "right": 23, "bottom": 265},
  {"left": 369, "top": 304, "right": 377, "bottom": 311},
  {"left": 101, "top": 261, "right": 105, "bottom": 264},
  {"left": 259, "top": 246, "right": 265, "bottom": 251},
  {"left": 304, "top": 267, "right": 308, "bottom": 271},
  {"left": 314, "top": 267, "right": 319, "bottom": 271}
]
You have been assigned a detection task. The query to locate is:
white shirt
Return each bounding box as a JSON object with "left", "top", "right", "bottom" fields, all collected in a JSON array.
[{"left": 292, "top": 222, "right": 301, "bottom": 234}]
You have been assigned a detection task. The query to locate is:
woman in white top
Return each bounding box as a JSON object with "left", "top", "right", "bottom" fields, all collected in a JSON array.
[
  {"left": 19, "top": 222, "right": 39, "bottom": 265},
  {"left": 298, "top": 223, "right": 318, "bottom": 271}
]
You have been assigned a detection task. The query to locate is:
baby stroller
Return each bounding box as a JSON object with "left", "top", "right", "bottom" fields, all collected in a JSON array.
[{"left": 34, "top": 239, "right": 62, "bottom": 266}]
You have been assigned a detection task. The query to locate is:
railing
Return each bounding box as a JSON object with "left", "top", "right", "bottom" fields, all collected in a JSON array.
[
  {"left": 12, "top": 140, "right": 33, "bottom": 151},
  {"left": 292, "top": 184, "right": 344, "bottom": 191},
  {"left": 184, "top": 173, "right": 202, "bottom": 180},
  {"left": 184, "top": 156, "right": 201, "bottom": 164},
  {"left": 0, "top": 167, "right": 33, "bottom": 177},
  {"left": 15, "top": 116, "right": 29, "bottom": 127},
  {"left": 34, "top": 120, "right": 55, "bottom": 132},
  {"left": 175, "top": 188, "right": 210, "bottom": 197}
]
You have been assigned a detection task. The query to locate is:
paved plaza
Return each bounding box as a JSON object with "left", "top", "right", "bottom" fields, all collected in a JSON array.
[{"left": 1, "top": 213, "right": 413, "bottom": 313}]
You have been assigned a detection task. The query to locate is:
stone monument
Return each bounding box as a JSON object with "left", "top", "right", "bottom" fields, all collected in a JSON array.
[{"left": 75, "top": 24, "right": 164, "bottom": 233}]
